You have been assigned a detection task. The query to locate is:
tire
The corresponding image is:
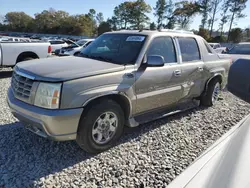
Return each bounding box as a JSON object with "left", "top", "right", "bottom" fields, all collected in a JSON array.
[
  {"left": 200, "top": 79, "right": 221, "bottom": 107},
  {"left": 22, "top": 57, "right": 34, "bottom": 61},
  {"left": 76, "top": 99, "right": 125, "bottom": 153},
  {"left": 17, "top": 57, "right": 34, "bottom": 63}
]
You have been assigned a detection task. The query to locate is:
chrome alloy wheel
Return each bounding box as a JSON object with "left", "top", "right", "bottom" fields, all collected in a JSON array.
[
  {"left": 212, "top": 82, "right": 220, "bottom": 103},
  {"left": 92, "top": 112, "right": 118, "bottom": 144}
]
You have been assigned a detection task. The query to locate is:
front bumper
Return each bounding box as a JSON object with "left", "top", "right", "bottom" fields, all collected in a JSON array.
[{"left": 7, "top": 89, "right": 83, "bottom": 141}]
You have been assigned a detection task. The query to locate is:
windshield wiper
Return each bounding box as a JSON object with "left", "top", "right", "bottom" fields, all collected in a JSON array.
[
  {"left": 80, "top": 54, "right": 114, "bottom": 63},
  {"left": 93, "top": 56, "right": 114, "bottom": 63},
  {"left": 78, "top": 54, "right": 122, "bottom": 64}
]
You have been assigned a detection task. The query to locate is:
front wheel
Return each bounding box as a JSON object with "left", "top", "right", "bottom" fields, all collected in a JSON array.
[
  {"left": 76, "top": 99, "right": 125, "bottom": 153},
  {"left": 200, "top": 79, "right": 221, "bottom": 107}
]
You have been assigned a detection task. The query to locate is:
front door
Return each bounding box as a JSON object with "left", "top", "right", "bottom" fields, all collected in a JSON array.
[{"left": 135, "top": 36, "right": 183, "bottom": 114}]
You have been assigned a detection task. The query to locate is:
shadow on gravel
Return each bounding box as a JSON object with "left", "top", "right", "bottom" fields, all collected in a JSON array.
[
  {"left": 0, "top": 70, "right": 12, "bottom": 79},
  {"left": 0, "top": 106, "right": 208, "bottom": 186}
]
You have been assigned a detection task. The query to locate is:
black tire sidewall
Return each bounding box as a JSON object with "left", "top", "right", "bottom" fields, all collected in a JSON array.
[
  {"left": 76, "top": 100, "right": 124, "bottom": 153},
  {"left": 22, "top": 57, "right": 34, "bottom": 62},
  {"left": 201, "top": 79, "right": 221, "bottom": 106}
]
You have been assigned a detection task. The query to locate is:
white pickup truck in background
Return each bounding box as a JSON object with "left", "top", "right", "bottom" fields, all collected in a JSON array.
[{"left": 0, "top": 41, "right": 52, "bottom": 68}]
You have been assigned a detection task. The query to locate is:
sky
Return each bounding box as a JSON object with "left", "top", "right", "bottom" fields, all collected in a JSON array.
[{"left": 1, "top": 0, "right": 250, "bottom": 31}]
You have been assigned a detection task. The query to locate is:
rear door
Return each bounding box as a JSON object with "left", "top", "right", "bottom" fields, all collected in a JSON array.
[
  {"left": 176, "top": 37, "right": 205, "bottom": 99},
  {"left": 135, "top": 36, "right": 183, "bottom": 114}
]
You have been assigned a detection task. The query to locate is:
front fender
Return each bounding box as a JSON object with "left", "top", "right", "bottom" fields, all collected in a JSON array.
[{"left": 61, "top": 83, "right": 136, "bottom": 116}]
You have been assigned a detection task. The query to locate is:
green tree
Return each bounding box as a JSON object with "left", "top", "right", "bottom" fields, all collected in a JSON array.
[
  {"left": 199, "top": 0, "right": 211, "bottom": 28},
  {"left": 209, "top": 0, "right": 220, "bottom": 37},
  {"left": 226, "top": 0, "right": 248, "bottom": 41},
  {"left": 107, "top": 16, "right": 119, "bottom": 31},
  {"left": 129, "top": 0, "right": 152, "bottom": 29},
  {"left": 228, "top": 28, "right": 243, "bottom": 43},
  {"left": 198, "top": 28, "right": 210, "bottom": 40},
  {"left": 150, "top": 22, "right": 157, "bottom": 30},
  {"left": 96, "top": 12, "right": 104, "bottom": 25},
  {"left": 98, "top": 21, "right": 111, "bottom": 35},
  {"left": 5, "top": 12, "right": 33, "bottom": 32},
  {"left": 113, "top": 2, "right": 131, "bottom": 29},
  {"left": 210, "top": 35, "right": 227, "bottom": 42},
  {"left": 219, "top": 0, "right": 230, "bottom": 37},
  {"left": 87, "top": 9, "right": 97, "bottom": 36},
  {"left": 245, "top": 28, "right": 250, "bottom": 39},
  {"left": 154, "top": 0, "right": 167, "bottom": 29},
  {"left": 174, "top": 1, "right": 200, "bottom": 29},
  {"left": 34, "top": 9, "right": 71, "bottom": 34},
  {"left": 165, "top": 0, "right": 175, "bottom": 29}
]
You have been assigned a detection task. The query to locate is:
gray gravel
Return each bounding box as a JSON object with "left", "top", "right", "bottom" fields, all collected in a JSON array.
[{"left": 1, "top": 68, "right": 250, "bottom": 187}]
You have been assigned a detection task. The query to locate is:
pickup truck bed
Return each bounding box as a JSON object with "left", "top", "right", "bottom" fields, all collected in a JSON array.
[{"left": 0, "top": 41, "right": 51, "bottom": 67}]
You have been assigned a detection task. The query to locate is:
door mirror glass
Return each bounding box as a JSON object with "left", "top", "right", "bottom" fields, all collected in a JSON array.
[{"left": 147, "top": 55, "right": 164, "bottom": 67}]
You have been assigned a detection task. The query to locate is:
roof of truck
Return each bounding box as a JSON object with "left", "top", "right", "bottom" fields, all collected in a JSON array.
[{"left": 105, "top": 29, "right": 198, "bottom": 38}]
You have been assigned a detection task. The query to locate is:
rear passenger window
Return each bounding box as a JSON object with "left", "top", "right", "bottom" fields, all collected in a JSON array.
[
  {"left": 147, "top": 36, "right": 177, "bottom": 63},
  {"left": 178, "top": 38, "right": 201, "bottom": 62}
]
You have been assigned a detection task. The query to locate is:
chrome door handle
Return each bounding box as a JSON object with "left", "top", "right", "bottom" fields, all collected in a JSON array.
[
  {"left": 197, "top": 67, "right": 204, "bottom": 72},
  {"left": 174, "top": 70, "right": 182, "bottom": 77}
]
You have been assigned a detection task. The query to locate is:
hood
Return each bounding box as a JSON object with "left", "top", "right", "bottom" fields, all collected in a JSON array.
[
  {"left": 168, "top": 114, "right": 250, "bottom": 188},
  {"left": 16, "top": 56, "right": 125, "bottom": 82}
]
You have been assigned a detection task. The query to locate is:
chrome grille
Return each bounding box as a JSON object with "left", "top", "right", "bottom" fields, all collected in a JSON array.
[{"left": 11, "top": 70, "right": 34, "bottom": 102}]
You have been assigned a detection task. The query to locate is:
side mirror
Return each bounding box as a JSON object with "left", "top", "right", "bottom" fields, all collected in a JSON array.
[{"left": 147, "top": 55, "right": 165, "bottom": 67}]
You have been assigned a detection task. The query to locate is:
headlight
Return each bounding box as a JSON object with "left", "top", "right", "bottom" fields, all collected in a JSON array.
[
  {"left": 67, "top": 48, "right": 74, "bottom": 51},
  {"left": 34, "top": 83, "right": 61, "bottom": 109}
]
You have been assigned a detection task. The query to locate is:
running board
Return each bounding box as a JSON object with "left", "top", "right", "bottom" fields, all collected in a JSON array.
[{"left": 128, "top": 99, "right": 200, "bottom": 127}]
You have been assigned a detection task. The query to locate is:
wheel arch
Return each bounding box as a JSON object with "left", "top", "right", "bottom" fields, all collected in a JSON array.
[
  {"left": 82, "top": 92, "right": 132, "bottom": 122},
  {"left": 205, "top": 73, "right": 223, "bottom": 92},
  {"left": 16, "top": 51, "right": 39, "bottom": 63}
]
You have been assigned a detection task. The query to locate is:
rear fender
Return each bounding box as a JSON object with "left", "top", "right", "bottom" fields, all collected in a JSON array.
[{"left": 204, "top": 72, "right": 224, "bottom": 93}]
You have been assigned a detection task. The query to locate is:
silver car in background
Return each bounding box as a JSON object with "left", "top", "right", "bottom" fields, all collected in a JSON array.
[
  {"left": 59, "top": 39, "right": 94, "bottom": 56},
  {"left": 224, "top": 42, "right": 250, "bottom": 62}
]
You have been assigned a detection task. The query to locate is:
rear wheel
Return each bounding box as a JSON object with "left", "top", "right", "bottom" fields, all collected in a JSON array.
[
  {"left": 201, "top": 79, "right": 221, "bottom": 106},
  {"left": 16, "top": 57, "right": 34, "bottom": 63},
  {"left": 76, "top": 99, "right": 125, "bottom": 153},
  {"left": 22, "top": 57, "right": 34, "bottom": 61}
]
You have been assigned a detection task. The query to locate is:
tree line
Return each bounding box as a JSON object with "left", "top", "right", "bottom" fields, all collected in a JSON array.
[{"left": 0, "top": 0, "right": 248, "bottom": 42}]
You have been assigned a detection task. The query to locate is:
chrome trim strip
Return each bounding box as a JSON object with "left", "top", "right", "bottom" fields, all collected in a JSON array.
[
  {"left": 173, "top": 37, "right": 183, "bottom": 64},
  {"left": 15, "top": 69, "right": 35, "bottom": 80}
]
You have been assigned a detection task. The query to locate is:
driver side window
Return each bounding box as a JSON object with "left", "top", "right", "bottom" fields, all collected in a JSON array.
[{"left": 147, "top": 36, "right": 177, "bottom": 63}]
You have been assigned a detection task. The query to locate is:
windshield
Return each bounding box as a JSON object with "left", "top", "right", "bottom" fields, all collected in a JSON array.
[
  {"left": 69, "top": 40, "right": 89, "bottom": 48},
  {"left": 79, "top": 34, "right": 146, "bottom": 65},
  {"left": 227, "top": 44, "right": 250, "bottom": 55}
]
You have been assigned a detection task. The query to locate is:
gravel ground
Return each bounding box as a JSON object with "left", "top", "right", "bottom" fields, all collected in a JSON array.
[{"left": 1, "top": 68, "right": 250, "bottom": 188}]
